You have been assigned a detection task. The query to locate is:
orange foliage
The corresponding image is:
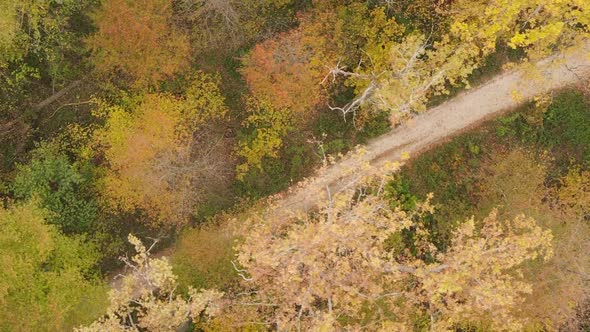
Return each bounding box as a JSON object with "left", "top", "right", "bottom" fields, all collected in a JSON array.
[
  {"left": 98, "top": 95, "right": 188, "bottom": 225},
  {"left": 96, "top": 74, "right": 230, "bottom": 226},
  {"left": 240, "top": 3, "right": 402, "bottom": 120},
  {"left": 240, "top": 22, "right": 329, "bottom": 117},
  {"left": 87, "top": 0, "right": 190, "bottom": 88}
]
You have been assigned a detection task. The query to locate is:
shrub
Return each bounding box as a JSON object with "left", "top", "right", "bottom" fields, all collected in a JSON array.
[
  {"left": 11, "top": 143, "right": 98, "bottom": 234},
  {"left": 172, "top": 224, "right": 238, "bottom": 292},
  {"left": 541, "top": 91, "right": 590, "bottom": 162}
]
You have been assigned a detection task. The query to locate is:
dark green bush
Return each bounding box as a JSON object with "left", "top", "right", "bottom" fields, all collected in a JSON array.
[
  {"left": 541, "top": 91, "right": 590, "bottom": 161},
  {"left": 11, "top": 143, "right": 98, "bottom": 234}
]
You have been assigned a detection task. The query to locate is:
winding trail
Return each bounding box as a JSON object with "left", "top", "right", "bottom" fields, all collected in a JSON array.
[{"left": 273, "top": 44, "right": 590, "bottom": 216}]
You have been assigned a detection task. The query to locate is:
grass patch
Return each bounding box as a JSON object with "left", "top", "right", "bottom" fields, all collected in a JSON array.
[
  {"left": 541, "top": 91, "right": 590, "bottom": 162},
  {"left": 494, "top": 90, "right": 590, "bottom": 175}
]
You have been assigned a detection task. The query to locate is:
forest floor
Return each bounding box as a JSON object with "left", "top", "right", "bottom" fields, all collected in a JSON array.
[
  {"left": 272, "top": 43, "right": 590, "bottom": 218},
  {"left": 112, "top": 44, "right": 590, "bottom": 288}
]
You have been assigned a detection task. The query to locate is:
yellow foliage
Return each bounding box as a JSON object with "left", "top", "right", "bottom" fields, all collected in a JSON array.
[
  {"left": 420, "top": 210, "right": 553, "bottom": 330},
  {"left": 0, "top": 0, "right": 19, "bottom": 65},
  {"left": 558, "top": 167, "right": 590, "bottom": 218},
  {"left": 344, "top": 0, "right": 590, "bottom": 122},
  {"left": 97, "top": 94, "right": 181, "bottom": 219},
  {"left": 235, "top": 97, "right": 293, "bottom": 180},
  {"left": 451, "top": 0, "right": 590, "bottom": 60}
]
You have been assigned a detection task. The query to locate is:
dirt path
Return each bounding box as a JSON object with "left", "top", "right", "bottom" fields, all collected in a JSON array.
[
  {"left": 110, "top": 44, "right": 590, "bottom": 288},
  {"left": 273, "top": 44, "right": 590, "bottom": 216}
]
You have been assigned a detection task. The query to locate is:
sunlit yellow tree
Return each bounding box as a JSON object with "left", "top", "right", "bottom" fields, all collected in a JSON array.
[{"left": 330, "top": 0, "right": 590, "bottom": 123}]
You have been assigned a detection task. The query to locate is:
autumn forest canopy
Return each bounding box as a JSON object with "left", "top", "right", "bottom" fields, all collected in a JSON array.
[{"left": 0, "top": 0, "right": 590, "bottom": 331}]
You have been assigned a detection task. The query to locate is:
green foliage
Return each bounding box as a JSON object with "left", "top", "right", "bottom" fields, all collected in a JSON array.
[
  {"left": 11, "top": 143, "right": 98, "bottom": 234},
  {"left": 0, "top": 200, "right": 107, "bottom": 331},
  {"left": 313, "top": 111, "right": 354, "bottom": 154},
  {"left": 312, "top": 110, "right": 391, "bottom": 156},
  {"left": 389, "top": 132, "right": 500, "bottom": 255},
  {"left": 357, "top": 110, "right": 391, "bottom": 143},
  {"left": 235, "top": 134, "right": 313, "bottom": 199},
  {"left": 403, "top": 135, "right": 484, "bottom": 224},
  {"left": 541, "top": 91, "right": 590, "bottom": 161},
  {"left": 495, "top": 112, "right": 522, "bottom": 138},
  {"left": 494, "top": 90, "right": 590, "bottom": 166},
  {"left": 0, "top": 0, "right": 94, "bottom": 74},
  {"left": 383, "top": 177, "right": 449, "bottom": 257},
  {"left": 384, "top": 177, "right": 418, "bottom": 211},
  {"left": 0, "top": 0, "right": 96, "bottom": 176}
]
